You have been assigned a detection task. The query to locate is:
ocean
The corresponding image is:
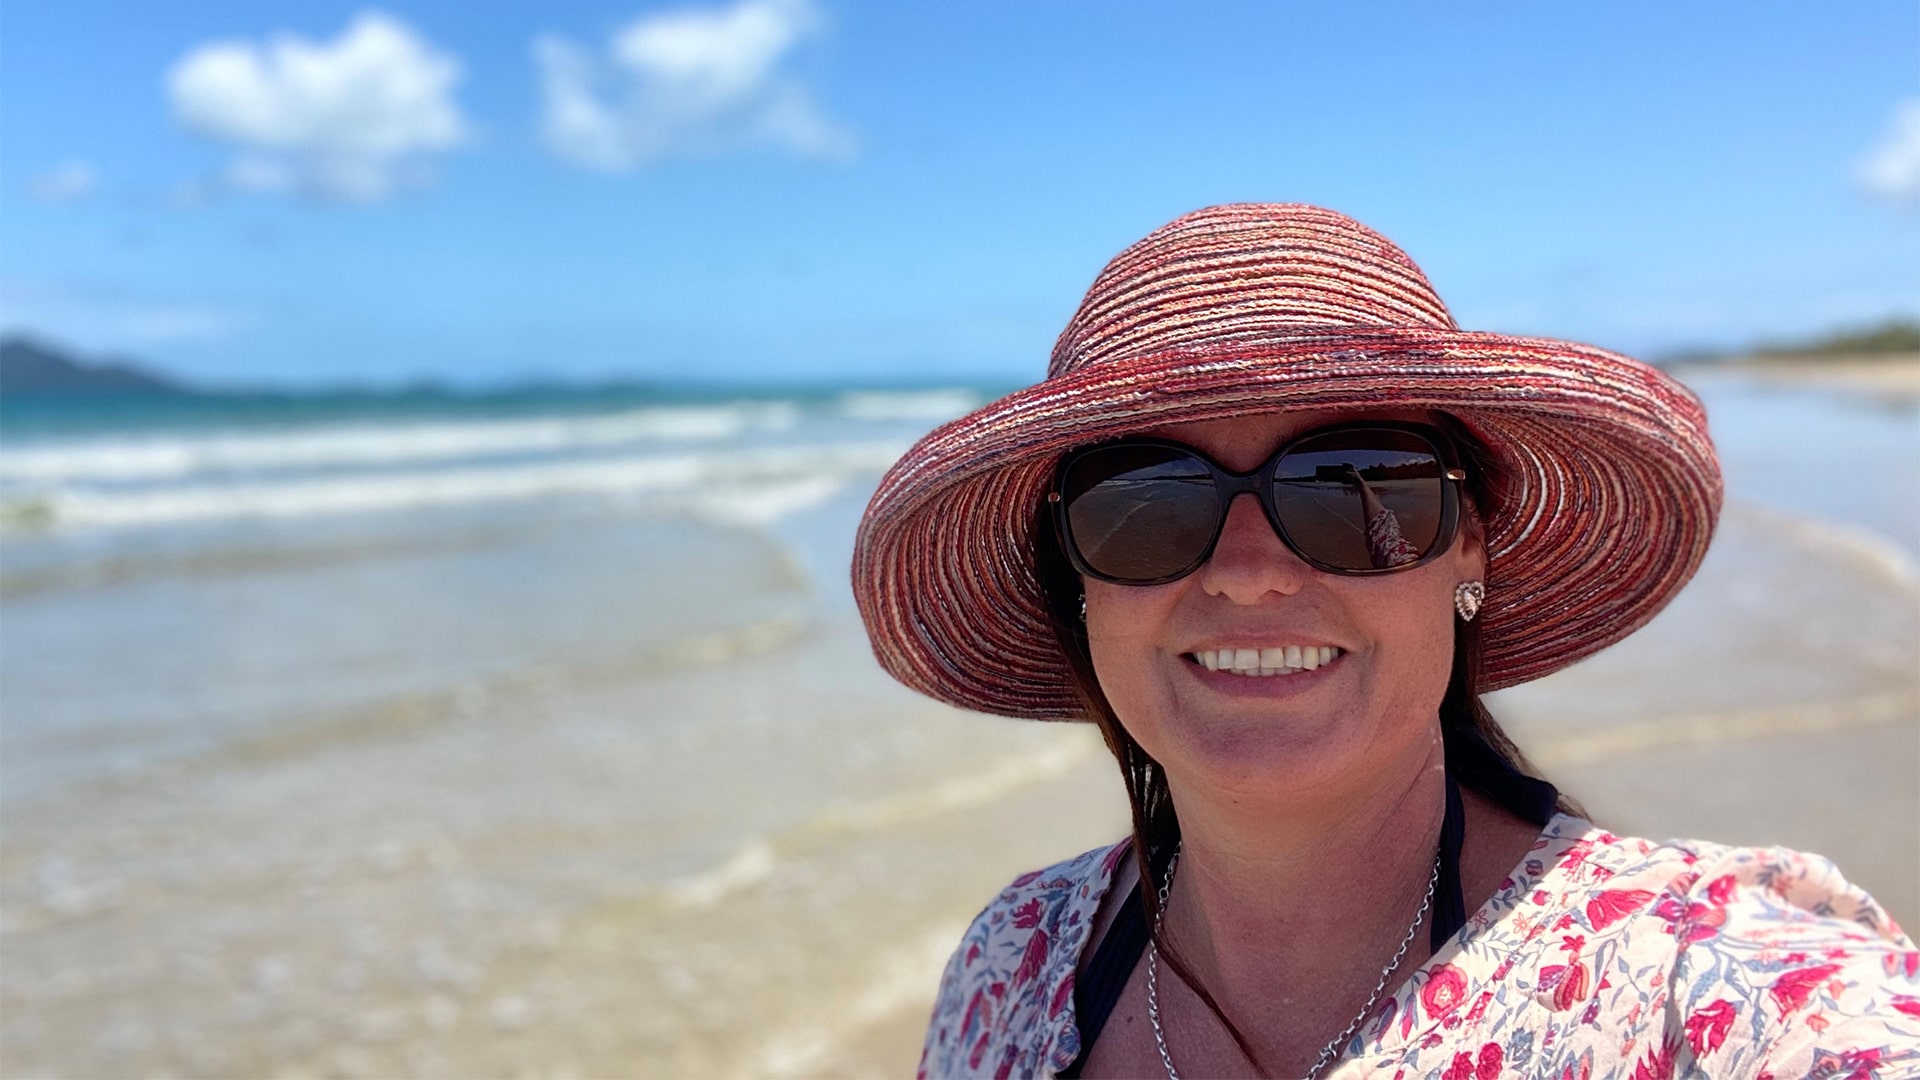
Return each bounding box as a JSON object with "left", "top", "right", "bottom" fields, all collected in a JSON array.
[{"left": 1, "top": 373, "right": 1915, "bottom": 1077}]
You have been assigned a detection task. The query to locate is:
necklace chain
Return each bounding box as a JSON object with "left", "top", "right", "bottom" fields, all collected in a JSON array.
[{"left": 1145, "top": 843, "right": 1439, "bottom": 1080}]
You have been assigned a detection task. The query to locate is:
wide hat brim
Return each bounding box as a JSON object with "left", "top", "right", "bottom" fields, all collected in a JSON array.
[{"left": 852, "top": 327, "right": 1722, "bottom": 720}]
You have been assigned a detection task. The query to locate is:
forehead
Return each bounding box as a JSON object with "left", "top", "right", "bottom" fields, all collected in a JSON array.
[{"left": 1142, "top": 408, "right": 1437, "bottom": 471}]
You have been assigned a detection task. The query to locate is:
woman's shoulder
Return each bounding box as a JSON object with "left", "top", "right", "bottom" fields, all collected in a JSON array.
[
  {"left": 1548, "top": 816, "right": 1910, "bottom": 945},
  {"left": 918, "top": 838, "right": 1131, "bottom": 1080},
  {"left": 1494, "top": 816, "right": 1920, "bottom": 1076}
]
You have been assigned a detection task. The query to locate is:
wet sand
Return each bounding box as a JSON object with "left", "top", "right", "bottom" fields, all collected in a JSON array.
[{"left": 0, "top": 589, "right": 1130, "bottom": 1078}]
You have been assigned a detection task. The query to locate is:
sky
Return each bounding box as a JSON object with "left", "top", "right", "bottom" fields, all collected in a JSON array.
[{"left": 1, "top": 1, "right": 1916, "bottom": 387}]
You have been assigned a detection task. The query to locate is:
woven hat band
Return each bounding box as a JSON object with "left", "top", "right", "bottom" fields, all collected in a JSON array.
[{"left": 1050, "top": 204, "right": 1457, "bottom": 378}]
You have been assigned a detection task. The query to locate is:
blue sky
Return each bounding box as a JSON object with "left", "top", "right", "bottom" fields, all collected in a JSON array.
[{"left": 2, "top": 1, "right": 1916, "bottom": 386}]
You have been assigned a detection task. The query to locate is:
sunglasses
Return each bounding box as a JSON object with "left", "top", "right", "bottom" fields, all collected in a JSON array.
[{"left": 1049, "top": 421, "right": 1465, "bottom": 585}]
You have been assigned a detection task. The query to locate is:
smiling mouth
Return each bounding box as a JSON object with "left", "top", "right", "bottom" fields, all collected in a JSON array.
[{"left": 1186, "top": 646, "right": 1344, "bottom": 677}]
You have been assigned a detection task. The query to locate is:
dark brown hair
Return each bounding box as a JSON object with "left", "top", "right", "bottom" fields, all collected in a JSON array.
[{"left": 1028, "top": 411, "right": 1579, "bottom": 1074}]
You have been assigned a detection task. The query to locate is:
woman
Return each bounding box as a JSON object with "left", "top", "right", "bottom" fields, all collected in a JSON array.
[{"left": 852, "top": 205, "right": 1918, "bottom": 1079}]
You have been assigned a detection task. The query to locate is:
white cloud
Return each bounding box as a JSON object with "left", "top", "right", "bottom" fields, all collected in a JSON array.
[
  {"left": 165, "top": 11, "right": 469, "bottom": 203},
  {"left": 26, "top": 161, "right": 99, "bottom": 203},
  {"left": 1859, "top": 97, "right": 1920, "bottom": 208},
  {"left": 534, "top": 0, "right": 853, "bottom": 171}
]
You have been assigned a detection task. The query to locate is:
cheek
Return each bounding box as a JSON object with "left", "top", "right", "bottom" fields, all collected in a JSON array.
[
  {"left": 1361, "top": 574, "right": 1461, "bottom": 710},
  {"left": 1082, "top": 583, "right": 1181, "bottom": 724}
]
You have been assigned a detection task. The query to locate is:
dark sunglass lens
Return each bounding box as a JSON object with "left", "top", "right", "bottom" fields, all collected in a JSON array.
[
  {"left": 1271, "top": 431, "right": 1445, "bottom": 571},
  {"left": 1063, "top": 445, "right": 1220, "bottom": 581}
]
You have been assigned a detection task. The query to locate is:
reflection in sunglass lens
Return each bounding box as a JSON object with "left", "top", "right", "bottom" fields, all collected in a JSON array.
[
  {"left": 1063, "top": 446, "right": 1219, "bottom": 582},
  {"left": 1271, "top": 431, "right": 1444, "bottom": 571}
]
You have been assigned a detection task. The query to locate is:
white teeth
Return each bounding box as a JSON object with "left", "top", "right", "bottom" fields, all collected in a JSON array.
[{"left": 1190, "top": 647, "right": 1343, "bottom": 676}]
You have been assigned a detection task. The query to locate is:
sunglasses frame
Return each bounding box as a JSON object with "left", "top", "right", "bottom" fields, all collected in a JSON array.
[{"left": 1049, "top": 420, "right": 1467, "bottom": 586}]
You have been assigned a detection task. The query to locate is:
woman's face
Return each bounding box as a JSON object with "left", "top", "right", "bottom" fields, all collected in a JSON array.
[{"left": 1082, "top": 409, "right": 1486, "bottom": 803}]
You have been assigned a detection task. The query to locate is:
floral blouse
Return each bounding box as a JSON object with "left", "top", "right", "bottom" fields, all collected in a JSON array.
[{"left": 919, "top": 815, "right": 1920, "bottom": 1079}]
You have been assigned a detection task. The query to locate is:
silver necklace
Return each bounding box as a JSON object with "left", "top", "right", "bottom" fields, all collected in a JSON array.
[{"left": 1145, "top": 843, "right": 1440, "bottom": 1080}]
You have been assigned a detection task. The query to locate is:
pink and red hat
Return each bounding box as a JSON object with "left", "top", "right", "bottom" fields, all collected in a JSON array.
[{"left": 852, "top": 203, "right": 1723, "bottom": 720}]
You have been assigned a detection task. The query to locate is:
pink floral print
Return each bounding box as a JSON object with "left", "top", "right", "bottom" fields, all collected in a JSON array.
[{"left": 918, "top": 815, "right": 1920, "bottom": 1078}]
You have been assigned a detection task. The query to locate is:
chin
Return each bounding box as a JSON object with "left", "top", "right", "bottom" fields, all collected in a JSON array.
[
  {"left": 1141, "top": 701, "right": 1384, "bottom": 801},
  {"left": 1141, "top": 681, "right": 1451, "bottom": 802}
]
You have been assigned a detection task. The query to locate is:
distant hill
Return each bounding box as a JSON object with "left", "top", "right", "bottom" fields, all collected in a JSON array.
[
  {"left": 0, "top": 336, "right": 192, "bottom": 397},
  {"left": 1661, "top": 318, "right": 1920, "bottom": 368}
]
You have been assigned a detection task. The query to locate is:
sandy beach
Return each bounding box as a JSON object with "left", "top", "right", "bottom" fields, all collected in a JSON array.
[
  {"left": 1668, "top": 351, "right": 1920, "bottom": 400},
  {"left": 2, "top": 373, "right": 1915, "bottom": 1078}
]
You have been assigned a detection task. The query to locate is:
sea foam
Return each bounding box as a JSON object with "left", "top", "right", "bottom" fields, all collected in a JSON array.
[
  {"left": 0, "top": 402, "right": 801, "bottom": 485},
  {"left": 4, "top": 439, "right": 909, "bottom": 531}
]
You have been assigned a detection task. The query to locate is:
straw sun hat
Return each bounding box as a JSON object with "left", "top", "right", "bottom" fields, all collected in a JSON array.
[{"left": 853, "top": 203, "right": 1722, "bottom": 720}]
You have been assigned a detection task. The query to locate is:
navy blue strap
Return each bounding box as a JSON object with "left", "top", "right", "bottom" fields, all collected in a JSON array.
[
  {"left": 1059, "top": 787, "right": 1469, "bottom": 1078},
  {"left": 1432, "top": 772, "right": 1469, "bottom": 953},
  {"left": 1057, "top": 862, "right": 1153, "bottom": 1077},
  {"left": 1446, "top": 726, "right": 1560, "bottom": 828},
  {"left": 1060, "top": 740, "right": 1557, "bottom": 1075}
]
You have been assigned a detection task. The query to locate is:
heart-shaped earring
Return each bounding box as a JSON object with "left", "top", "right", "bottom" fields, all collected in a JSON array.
[{"left": 1454, "top": 580, "right": 1485, "bottom": 622}]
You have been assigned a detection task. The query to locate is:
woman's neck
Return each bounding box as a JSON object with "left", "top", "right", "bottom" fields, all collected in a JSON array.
[{"left": 1156, "top": 729, "right": 1450, "bottom": 1059}]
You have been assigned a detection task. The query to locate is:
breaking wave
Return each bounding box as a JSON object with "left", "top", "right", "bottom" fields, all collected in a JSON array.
[
  {"left": 1, "top": 440, "right": 909, "bottom": 531},
  {"left": 0, "top": 402, "right": 801, "bottom": 485},
  {"left": 1725, "top": 499, "right": 1919, "bottom": 592}
]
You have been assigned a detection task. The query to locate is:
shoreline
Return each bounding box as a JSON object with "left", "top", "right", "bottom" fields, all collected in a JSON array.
[{"left": 1669, "top": 352, "right": 1920, "bottom": 399}]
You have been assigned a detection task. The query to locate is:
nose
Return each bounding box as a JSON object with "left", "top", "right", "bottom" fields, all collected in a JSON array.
[{"left": 1196, "top": 492, "right": 1308, "bottom": 603}]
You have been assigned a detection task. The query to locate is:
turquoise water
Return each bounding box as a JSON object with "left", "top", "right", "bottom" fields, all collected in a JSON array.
[{"left": 0, "top": 384, "right": 996, "bottom": 786}]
